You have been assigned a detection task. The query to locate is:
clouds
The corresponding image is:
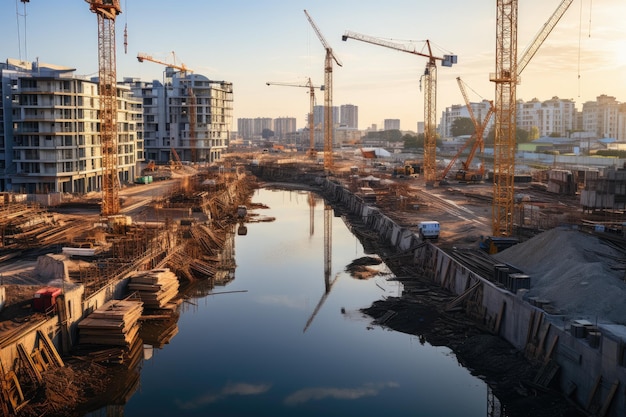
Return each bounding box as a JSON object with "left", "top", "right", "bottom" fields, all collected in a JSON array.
[
  {"left": 284, "top": 381, "right": 400, "bottom": 406},
  {"left": 175, "top": 380, "right": 399, "bottom": 411},
  {"left": 176, "top": 382, "right": 272, "bottom": 410}
]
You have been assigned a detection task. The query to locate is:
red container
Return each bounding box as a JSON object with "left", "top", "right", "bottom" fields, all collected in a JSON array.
[{"left": 33, "top": 287, "right": 62, "bottom": 312}]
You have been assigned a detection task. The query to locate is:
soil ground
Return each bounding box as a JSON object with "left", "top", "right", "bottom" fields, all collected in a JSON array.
[{"left": 359, "top": 246, "right": 589, "bottom": 417}]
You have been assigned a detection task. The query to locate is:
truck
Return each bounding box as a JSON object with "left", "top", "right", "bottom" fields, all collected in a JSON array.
[{"left": 418, "top": 221, "right": 440, "bottom": 240}]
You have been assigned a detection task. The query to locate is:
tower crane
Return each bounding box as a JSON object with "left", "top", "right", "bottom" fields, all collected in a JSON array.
[
  {"left": 304, "top": 10, "right": 342, "bottom": 171},
  {"left": 266, "top": 79, "right": 324, "bottom": 157},
  {"left": 137, "top": 52, "right": 192, "bottom": 74},
  {"left": 86, "top": 0, "right": 122, "bottom": 217},
  {"left": 342, "top": 31, "right": 457, "bottom": 186},
  {"left": 440, "top": 78, "right": 494, "bottom": 185},
  {"left": 303, "top": 203, "right": 338, "bottom": 333},
  {"left": 491, "top": 0, "right": 573, "bottom": 236},
  {"left": 137, "top": 52, "right": 198, "bottom": 163}
]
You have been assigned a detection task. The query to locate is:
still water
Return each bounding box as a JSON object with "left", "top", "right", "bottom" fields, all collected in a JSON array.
[{"left": 110, "top": 188, "right": 492, "bottom": 416}]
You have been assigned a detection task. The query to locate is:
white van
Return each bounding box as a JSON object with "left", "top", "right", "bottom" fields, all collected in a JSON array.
[{"left": 418, "top": 221, "right": 440, "bottom": 240}]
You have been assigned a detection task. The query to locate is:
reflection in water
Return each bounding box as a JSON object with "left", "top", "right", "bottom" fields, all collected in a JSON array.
[
  {"left": 176, "top": 382, "right": 272, "bottom": 410},
  {"left": 106, "top": 188, "right": 495, "bottom": 417},
  {"left": 283, "top": 381, "right": 400, "bottom": 406}
]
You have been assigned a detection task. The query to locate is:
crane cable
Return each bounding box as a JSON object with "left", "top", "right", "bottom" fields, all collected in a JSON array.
[{"left": 15, "top": 0, "right": 28, "bottom": 62}]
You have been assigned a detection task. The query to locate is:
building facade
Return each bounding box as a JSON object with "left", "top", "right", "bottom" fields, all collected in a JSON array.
[
  {"left": 273, "top": 117, "right": 297, "bottom": 141},
  {"left": 441, "top": 97, "right": 581, "bottom": 140},
  {"left": 1, "top": 59, "right": 143, "bottom": 194},
  {"left": 126, "top": 68, "right": 233, "bottom": 164},
  {"left": 313, "top": 105, "right": 339, "bottom": 128},
  {"left": 383, "top": 119, "right": 400, "bottom": 131},
  {"left": 237, "top": 117, "right": 273, "bottom": 141},
  {"left": 340, "top": 104, "right": 358, "bottom": 129},
  {"left": 517, "top": 97, "right": 577, "bottom": 138},
  {"left": 582, "top": 95, "right": 622, "bottom": 140},
  {"left": 439, "top": 100, "right": 493, "bottom": 138}
]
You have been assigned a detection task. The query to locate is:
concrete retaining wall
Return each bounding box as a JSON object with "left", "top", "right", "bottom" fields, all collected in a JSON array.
[{"left": 321, "top": 178, "right": 626, "bottom": 417}]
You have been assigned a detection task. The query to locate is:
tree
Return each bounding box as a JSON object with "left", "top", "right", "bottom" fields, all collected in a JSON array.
[
  {"left": 485, "top": 127, "right": 530, "bottom": 145},
  {"left": 529, "top": 126, "right": 540, "bottom": 141},
  {"left": 365, "top": 129, "right": 403, "bottom": 142},
  {"left": 450, "top": 117, "right": 475, "bottom": 137},
  {"left": 261, "top": 128, "right": 274, "bottom": 139},
  {"left": 403, "top": 133, "right": 420, "bottom": 149}
]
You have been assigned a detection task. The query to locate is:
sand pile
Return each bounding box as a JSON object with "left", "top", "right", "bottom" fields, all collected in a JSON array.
[{"left": 494, "top": 227, "right": 626, "bottom": 325}]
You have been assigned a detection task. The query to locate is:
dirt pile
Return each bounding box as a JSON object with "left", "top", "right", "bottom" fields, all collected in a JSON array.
[{"left": 494, "top": 227, "right": 626, "bottom": 324}]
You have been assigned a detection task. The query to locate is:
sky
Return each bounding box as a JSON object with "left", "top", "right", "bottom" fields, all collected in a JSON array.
[{"left": 2, "top": 0, "right": 625, "bottom": 132}]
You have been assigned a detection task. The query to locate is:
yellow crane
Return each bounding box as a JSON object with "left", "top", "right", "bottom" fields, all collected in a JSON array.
[
  {"left": 439, "top": 77, "right": 494, "bottom": 185},
  {"left": 86, "top": 0, "right": 122, "bottom": 217},
  {"left": 491, "top": 0, "right": 573, "bottom": 236},
  {"left": 137, "top": 52, "right": 198, "bottom": 163},
  {"left": 304, "top": 10, "right": 342, "bottom": 172},
  {"left": 266, "top": 79, "right": 324, "bottom": 157},
  {"left": 137, "top": 52, "right": 192, "bottom": 74},
  {"left": 342, "top": 31, "right": 457, "bottom": 186}
]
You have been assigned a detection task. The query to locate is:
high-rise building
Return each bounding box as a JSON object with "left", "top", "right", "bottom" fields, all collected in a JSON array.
[
  {"left": 126, "top": 68, "right": 233, "bottom": 163},
  {"left": 313, "top": 105, "right": 339, "bottom": 128},
  {"left": 273, "top": 117, "right": 297, "bottom": 141},
  {"left": 340, "top": 104, "right": 358, "bottom": 129},
  {"left": 237, "top": 117, "right": 273, "bottom": 140},
  {"left": 1, "top": 59, "right": 142, "bottom": 193},
  {"left": 383, "top": 119, "right": 400, "bottom": 131}
]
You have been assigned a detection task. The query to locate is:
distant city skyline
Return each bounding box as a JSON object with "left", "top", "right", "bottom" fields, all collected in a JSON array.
[{"left": 2, "top": 0, "right": 624, "bottom": 131}]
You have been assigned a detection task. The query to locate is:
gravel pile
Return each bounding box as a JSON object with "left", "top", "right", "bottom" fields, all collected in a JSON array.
[{"left": 494, "top": 227, "right": 626, "bottom": 325}]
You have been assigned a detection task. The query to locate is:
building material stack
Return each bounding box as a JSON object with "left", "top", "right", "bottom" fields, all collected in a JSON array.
[
  {"left": 78, "top": 299, "right": 143, "bottom": 347},
  {"left": 127, "top": 268, "right": 179, "bottom": 310}
]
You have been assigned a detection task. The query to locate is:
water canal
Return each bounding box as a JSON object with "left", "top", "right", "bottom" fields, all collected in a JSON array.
[{"left": 92, "top": 187, "right": 497, "bottom": 416}]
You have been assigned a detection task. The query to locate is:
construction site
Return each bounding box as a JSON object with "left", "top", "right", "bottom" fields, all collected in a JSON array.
[
  {"left": 1, "top": 0, "right": 625, "bottom": 415},
  {"left": 0, "top": 157, "right": 257, "bottom": 414}
]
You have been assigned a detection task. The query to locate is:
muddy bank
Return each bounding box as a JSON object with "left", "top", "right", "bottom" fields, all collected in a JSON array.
[{"left": 363, "top": 293, "right": 587, "bottom": 417}]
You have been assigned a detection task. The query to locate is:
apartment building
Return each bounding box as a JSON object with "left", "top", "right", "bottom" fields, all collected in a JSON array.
[
  {"left": 582, "top": 94, "right": 623, "bottom": 140},
  {"left": 237, "top": 117, "right": 273, "bottom": 141},
  {"left": 126, "top": 68, "right": 233, "bottom": 164},
  {"left": 383, "top": 119, "right": 400, "bottom": 131},
  {"left": 439, "top": 100, "right": 494, "bottom": 138},
  {"left": 517, "top": 97, "right": 577, "bottom": 137},
  {"left": 273, "top": 117, "right": 297, "bottom": 141},
  {"left": 0, "top": 59, "right": 142, "bottom": 194},
  {"left": 340, "top": 104, "right": 358, "bottom": 129},
  {"left": 313, "top": 105, "right": 339, "bottom": 128},
  {"left": 441, "top": 96, "right": 588, "bottom": 140}
]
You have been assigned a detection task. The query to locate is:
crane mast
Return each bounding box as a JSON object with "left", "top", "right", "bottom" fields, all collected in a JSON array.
[
  {"left": 266, "top": 79, "right": 322, "bottom": 156},
  {"left": 491, "top": 0, "right": 573, "bottom": 236},
  {"left": 491, "top": 0, "right": 518, "bottom": 237},
  {"left": 342, "top": 31, "right": 456, "bottom": 185},
  {"left": 86, "top": 0, "right": 122, "bottom": 217},
  {"left": 304, "top": 10, "right": 342, "bottom": 172}
]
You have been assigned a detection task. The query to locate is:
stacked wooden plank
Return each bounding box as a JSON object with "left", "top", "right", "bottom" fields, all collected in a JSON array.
[
  {"left": 78, "top": 300, "right": 143, "bottom": 347},
  {"left": 127, "top": 268, "right": 179, "bottom": 309}
]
